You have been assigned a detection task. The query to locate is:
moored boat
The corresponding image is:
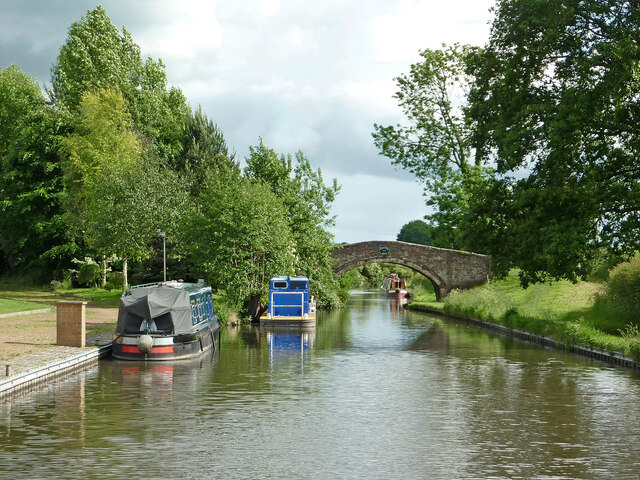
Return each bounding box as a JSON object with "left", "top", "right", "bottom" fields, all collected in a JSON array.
[
  {"left": 381, "top": 274, "right": 408, "bottom": 298},
  {"left": 112, "top": 280, "right": 220, "bottom": 361},
  {"left": 259, "top": 276, "right": 316, "bottom": 326}
]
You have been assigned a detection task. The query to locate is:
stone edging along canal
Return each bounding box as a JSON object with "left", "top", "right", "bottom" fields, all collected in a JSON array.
[
  {"left": 0, "top": 344, "right": 112, "bottom": 402},
  {"left": 407, "top": 304, "right": 637, "bottom": 370}
]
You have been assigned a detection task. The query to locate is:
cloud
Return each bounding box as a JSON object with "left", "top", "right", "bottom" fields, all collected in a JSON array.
[
  {"left": 0, "top": 0, "right": 494, "bottom": 244},
  {"left": 257, "top": 0, "right": 281, "bottom": 16},
  {"left": 327, "top": 172, "right": 430, "bottom": 243},
  {"left": 136, "top": 1, "right": 224, "bottom": 64},
  {"left": 372, "top": 1, "right": 492, "bottom": 62}
]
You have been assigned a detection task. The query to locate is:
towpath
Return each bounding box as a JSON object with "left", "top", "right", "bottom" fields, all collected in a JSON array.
[{"left": 0, "top": 307, "right": 116, "bottom": 379}]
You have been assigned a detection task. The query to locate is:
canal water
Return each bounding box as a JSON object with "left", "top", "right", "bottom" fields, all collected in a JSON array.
[{"left": 2, "top": 290, "right": 640, "bottom": 479}]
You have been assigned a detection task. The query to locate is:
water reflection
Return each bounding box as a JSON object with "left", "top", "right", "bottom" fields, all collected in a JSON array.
[
  {"left": 3, "top": 290, "right": 640, "bottom": 479},
  {"left": 263, "top": 325, "right": 314, "bottom": 352}
]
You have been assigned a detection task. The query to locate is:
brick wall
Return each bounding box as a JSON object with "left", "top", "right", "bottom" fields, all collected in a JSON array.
[{"left": 56, "top": 301, "right": 87, "bottom": 348}]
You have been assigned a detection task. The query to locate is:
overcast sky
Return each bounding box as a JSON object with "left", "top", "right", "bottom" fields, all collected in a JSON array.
[{"left": 0, "top": 0, "right": 495, "bottom": 243}]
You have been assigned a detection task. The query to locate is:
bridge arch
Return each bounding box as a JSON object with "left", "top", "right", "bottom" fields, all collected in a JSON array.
[{"left": 332, "top": 241, "right": 491, "bottom": 301}]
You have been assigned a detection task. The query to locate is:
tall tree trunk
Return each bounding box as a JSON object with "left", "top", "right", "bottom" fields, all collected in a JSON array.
[
  {"left": 123, "top": 257, "right": 128, "bottom": 289},
  {"left": 100, "top": 256, "right": 107, "bottom": 287}
]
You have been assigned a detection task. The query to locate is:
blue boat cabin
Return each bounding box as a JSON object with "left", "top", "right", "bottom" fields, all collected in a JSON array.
[{"left": 268, "top": 276, "right": 311, "bottom": 318}]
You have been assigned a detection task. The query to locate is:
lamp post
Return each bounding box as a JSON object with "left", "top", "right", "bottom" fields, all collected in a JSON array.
[{"left": 157, "top": 229, "right": 166, "bottom": 282}]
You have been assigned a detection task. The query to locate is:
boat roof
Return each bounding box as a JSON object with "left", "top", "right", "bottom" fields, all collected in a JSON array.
[
  {"left": 128, "top": 280, "right": 211, "bottom": 296},
  {"left": 270, "top": 275, "right": 309, "bottom": 282}
]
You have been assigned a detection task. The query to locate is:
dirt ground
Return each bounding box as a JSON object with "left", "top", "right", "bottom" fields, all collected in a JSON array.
[{"left": 0, "top": 307, "right": 117, "bottom": 363}]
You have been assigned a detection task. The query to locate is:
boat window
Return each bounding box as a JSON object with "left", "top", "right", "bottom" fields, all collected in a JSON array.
[
  {"left": 206, "top": 293, "right": 213, "bottom": 318},
  {"left": 191, "top": 300, "right": 198, "bottom": 325},
  {"left": 197, "top": 299, "right": 204, "bottom": 323},
  {"left": 273, "top": 281, "right": 288, "bottom": 289}
]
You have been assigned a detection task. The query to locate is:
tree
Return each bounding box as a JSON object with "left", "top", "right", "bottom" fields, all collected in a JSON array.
[
  {"left": 176, "top": 106, "right": 238, "bottom": 195},
  {"left": 373, "top": 44, "right": 483, "bottom": 249},
  {"left": 61, "top": 88, "right": 141, "bottom": 231},
  {"left": 397, "top": 220, "right": 433, "bottom": 246},
  {"left": 61, "top": 88, "right": 187, "bottom": 288},
  {"left": 244, "top": 140, "right": 342, "bottom": 307},
  {"left": 466, "top": 0, "right": 640, "bottom": 285},
  {"left": 85, "top": 158, "right": 188, "bottom": 288},
  {"left": 51, "top": 5, "right": 190, "bottom": 162},
  {"left": 185, "top": 171, "right": 296, "bottom": 316},
  {"left": 0, "top": 65, "right": 73, "bottom": 278}
]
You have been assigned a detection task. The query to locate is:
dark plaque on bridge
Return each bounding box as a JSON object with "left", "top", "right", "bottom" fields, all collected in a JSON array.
[{"left": 380, "top": 247, "right": 390, "bottom": 255}]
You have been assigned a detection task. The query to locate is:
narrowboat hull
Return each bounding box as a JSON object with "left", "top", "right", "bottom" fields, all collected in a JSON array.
[
  {"left": 112, "top": 319, "right": 220, "bottom": 361},
  {"left": 388, "top": 289, "right": 408, "bottom": 298},
  {"left": 259, "top": 311, "right": 316, "bottom": 327}
]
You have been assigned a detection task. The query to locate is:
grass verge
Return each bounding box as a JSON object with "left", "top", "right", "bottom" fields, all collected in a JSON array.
[
  {"left": 0, "top": 297, "right": 47, "bottom": 315},
  {"left": 407, "top": 270, "right": 640, "bottom": 361}
]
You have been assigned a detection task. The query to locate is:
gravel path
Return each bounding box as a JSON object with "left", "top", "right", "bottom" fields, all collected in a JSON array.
[{"left": 1, "top": 308, "right": 115, "bottom": 380}]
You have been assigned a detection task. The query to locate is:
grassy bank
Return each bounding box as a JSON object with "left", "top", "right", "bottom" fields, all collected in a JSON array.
[
  {"left": 0, "top": 285, "right": 123, "bottom": 308},
  {"left": 0, "top": 297, "right": 47, "bottom": 315},
  {"left": 0, "top": 281, "right": 239, "bottom": 326},
  {"left": 407, "top": 270, "right": 640, "bottom": 361}
]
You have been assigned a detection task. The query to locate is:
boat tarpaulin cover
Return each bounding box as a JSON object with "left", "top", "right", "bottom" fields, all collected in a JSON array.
[{"left": 116, "top": 286, "right": 192, "bottom": 334}]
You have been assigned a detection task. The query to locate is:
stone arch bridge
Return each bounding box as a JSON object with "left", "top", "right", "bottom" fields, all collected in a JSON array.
[{"left": 332, "top": 241, "right": 491, "bottom": 300}]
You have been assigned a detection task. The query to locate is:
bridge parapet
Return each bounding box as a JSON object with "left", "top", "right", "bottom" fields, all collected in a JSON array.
[{"left": 332, "top": 241, "right": 491, "bottom": 300}]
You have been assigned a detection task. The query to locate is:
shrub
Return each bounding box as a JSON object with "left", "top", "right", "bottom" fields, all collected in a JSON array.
[
  {"left": 606, "top": 255, "right": 640, "bottom": 317},
  {"left": 109, "top": 271, "right": 125, "bottom": 288},
  {"left": 78, "top": 263, "right": 101, "bottom": 287}
]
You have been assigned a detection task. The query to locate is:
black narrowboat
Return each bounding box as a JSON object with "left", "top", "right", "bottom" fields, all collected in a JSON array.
[{"left": 112, "top": 280, "right": 220, "bottom": 361}]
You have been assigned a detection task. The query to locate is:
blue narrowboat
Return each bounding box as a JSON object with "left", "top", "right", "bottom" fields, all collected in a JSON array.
[
  {"left": 112, "top": 280, "right": 220, "bottom": 361},
  {"left": 259, "top": 275, "right": 316, "bottom": 325}
]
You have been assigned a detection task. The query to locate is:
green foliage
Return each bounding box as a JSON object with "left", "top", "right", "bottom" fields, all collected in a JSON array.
[
  {"left": 434, "top": 271, "right": 638, "bottom": 357},
  {"left": 605, "top": 255, "right": 640, "bottom": 317},
  {"left": 51, "top": 5, "right": 190, "bottom": 161},
  {"left": 618, "top": 324, "right": 640, "bottom": 362},
  {"left": 108, "top": 271, "right": 124, "bottom": 287},
  {"left": 0, "top": 65, "right": 72, "bottom": 277},
  {"left": 244, "top": 140, "right": 341, "bottom": 308},
  {"left": 61, "top": 88, "right": 188, "bottom": 288},
  {"left": 78, "top": 262, "right": 101, "bottom": 287},
  {"left": 339, "top": 267, "right": 369, "bottom": 291},
  {"left": 373, "top": 44, "right": 483, "bottom": 249},
  {"left": 375, "top": 1, "right": 640, "bottom": 286},
  {"left": 85, "top": 159, "right": 187, "bottom": 288},
  {"left": 466, "top": 0, "right": 640, "bottom": 284},
  {"left": 176, "top": 106, "right": 238, "bottom": 195},
  {"left": 185, "top": 171, "right": 296, "bottom": 306},
  {"left": 360, "top": 263, "right": 386, "bottom": 288},
  {"left": 397, "top": 219, "right": 433, "bottom": 246},
  {"left": 61, "top": 88, "right": 141, "bottom": 196}
]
